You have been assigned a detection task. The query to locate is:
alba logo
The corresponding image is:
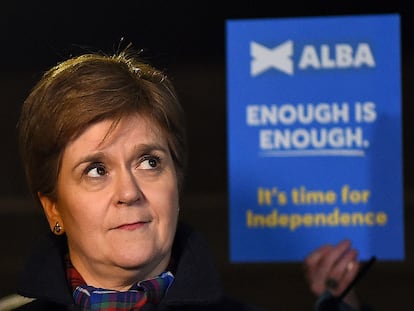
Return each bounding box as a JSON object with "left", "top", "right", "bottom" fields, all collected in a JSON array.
[{"left": 250, "top": 40, "right": 376, "bottom": 77}]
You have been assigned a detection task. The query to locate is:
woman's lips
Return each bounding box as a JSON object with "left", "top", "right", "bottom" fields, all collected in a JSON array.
[{"left": 115, "top": 221, "right": 150, "bottom": 231}]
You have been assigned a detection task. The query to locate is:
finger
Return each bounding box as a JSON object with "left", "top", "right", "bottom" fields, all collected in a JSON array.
[
  {"left": 317, "top": 240, "right": 355, "bottom": 296},
  {"left": 304, "top": 245, "right": 333, "bottom": 280},
  {"left": 333, "top": 239, "right": 353, "bottom": 259},
  {"left": 328, "top": 260, "right": 360, "bottom": 296},
  {"left": 303, "top": 245, "right": 334, "bottom": 295},
  {"left": 305, "top": 244, "right": 332, "bottom": 268},
  {"left": 326, "top": 249, "right": 360, "bottom": 296},
  {"left": 317, "top": 240, "right": 352, "bottom": 280},
  {"left": 328, "top": 247, "right": 358, "bottom": 283},
  {"left": 336, "top": 260, "right": 360, "bottom": 295}
]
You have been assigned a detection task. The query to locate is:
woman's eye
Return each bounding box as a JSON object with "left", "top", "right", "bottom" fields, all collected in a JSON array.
[
  {"left": 139, "top": 156, "right": 160, "bottom": 170},
  {"left": 86, "top": 163, "right": 107, "bottom": 177}
]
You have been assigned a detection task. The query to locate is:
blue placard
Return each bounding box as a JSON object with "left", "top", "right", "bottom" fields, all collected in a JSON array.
[{"left": 227, "top": 14, "right": 403, "bottom": 262}]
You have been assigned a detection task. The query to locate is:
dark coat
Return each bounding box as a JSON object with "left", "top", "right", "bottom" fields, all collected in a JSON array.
[{"left": 14, "top": 222, "right": 265, "bottom": 311}]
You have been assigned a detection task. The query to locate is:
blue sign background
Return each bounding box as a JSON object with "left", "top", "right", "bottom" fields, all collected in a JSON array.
[{"left": 227, "top": 14, "right": 404, "bottom": 262}]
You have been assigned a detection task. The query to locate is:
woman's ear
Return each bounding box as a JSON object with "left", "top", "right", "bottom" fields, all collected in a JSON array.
[{"left": 38, "top": 192, "right": 64, "bottom": 235}]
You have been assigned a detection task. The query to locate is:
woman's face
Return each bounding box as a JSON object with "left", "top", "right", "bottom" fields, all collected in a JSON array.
[{"left": 40, "top": 114, "right": 179, "bottom": 289}]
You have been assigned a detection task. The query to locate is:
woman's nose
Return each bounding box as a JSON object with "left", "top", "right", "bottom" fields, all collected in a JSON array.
[{"left": 114, "top": 169, "right": 143, "bottom": 206}]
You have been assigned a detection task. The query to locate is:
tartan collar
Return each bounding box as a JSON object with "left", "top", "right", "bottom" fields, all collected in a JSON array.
[{"left": 66, "top": 255, "right": 174, "bottom": 311}]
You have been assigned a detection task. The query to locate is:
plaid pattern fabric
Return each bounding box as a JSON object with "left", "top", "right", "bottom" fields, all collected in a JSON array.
[{"left": 66, "top": 256, "right": 174, "bottom": 311}]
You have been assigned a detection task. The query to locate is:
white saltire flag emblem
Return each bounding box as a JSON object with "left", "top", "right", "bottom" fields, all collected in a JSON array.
[{"left": 250, "top": 40, "right": 294, "bottom": 76}]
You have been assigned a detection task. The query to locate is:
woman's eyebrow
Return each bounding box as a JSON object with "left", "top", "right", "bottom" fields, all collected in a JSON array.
[
  {"left": 72, "top": 152, "right": 106, "bottom": 172},
  {"left": 134, "top": 143, "right": 169, "bottom": 155}
]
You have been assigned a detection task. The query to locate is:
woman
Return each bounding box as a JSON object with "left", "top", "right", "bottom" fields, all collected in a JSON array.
[
  {"left": 12, "top": 47, "right": 366, "bottom": 310},
  {"left": 14, "top": 47, "right": 265, "bottom": 311}
]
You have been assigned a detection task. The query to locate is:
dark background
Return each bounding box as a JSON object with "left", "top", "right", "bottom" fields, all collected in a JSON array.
[{"left": 0, "top": 1, "right": 412, "bottom": 310}]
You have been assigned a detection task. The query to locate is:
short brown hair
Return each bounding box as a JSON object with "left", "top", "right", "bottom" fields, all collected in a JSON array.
[{"left": 18, "top": 48, "right": 187, "bottom": 204}]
